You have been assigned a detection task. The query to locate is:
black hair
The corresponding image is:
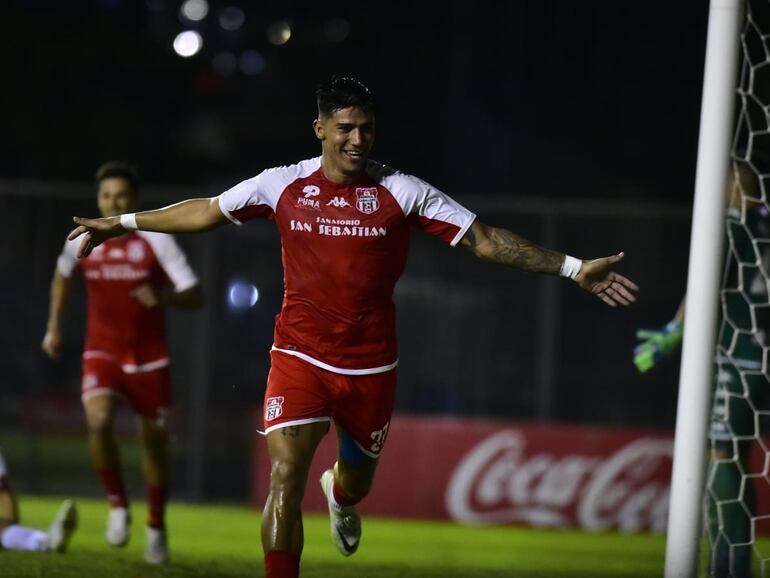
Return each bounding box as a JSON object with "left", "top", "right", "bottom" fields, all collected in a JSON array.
[
  {"left": 316, "top": 76, "right": 375, "bottom": 118},
  {"left": 95, "top": 161, "right": 140, "bottom": 191}
]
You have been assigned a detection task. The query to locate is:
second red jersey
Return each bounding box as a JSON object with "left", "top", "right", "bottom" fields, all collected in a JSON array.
[{"left": 57, "top": 231, "right": 198, "bottom": 372}]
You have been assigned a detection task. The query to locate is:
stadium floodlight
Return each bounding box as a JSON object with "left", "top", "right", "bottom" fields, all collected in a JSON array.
[
  {"left": 664, "top": 1, "right": 744, "bottom": 577},
  {"left": 180, "top": 0, "right": 208, "bottom": 22},
  {"left": 173, "top": 30, "right": 203, "bottom": 58},
  {"left": 266, "top": 20, "right": 291, "bottom": 45},
  {"left": 227, "top": 278, "right": 259, "bottom": 310}
]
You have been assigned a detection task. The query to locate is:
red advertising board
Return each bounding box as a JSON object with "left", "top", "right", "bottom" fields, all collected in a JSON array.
[{"left": 251, "top": 414, "right": 769, "bottom": 533}]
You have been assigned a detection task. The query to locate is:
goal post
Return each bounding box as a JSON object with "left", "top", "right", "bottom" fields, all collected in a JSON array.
[{"left": 664, "top": 1, "right": 744, "bottom": 577}]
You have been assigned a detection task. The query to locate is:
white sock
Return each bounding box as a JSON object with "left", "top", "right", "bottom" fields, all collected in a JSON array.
[{"left": 1, "top": 524, "right": 49, "bottom": 551}]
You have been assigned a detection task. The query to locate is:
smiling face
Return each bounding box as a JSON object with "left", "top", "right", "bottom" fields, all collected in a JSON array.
[
  {"left": 313, "top": 106, "right": 375, "bottom": 184},
  {"left": 97, "top": 176, "right": 138, "bottom": 218}
]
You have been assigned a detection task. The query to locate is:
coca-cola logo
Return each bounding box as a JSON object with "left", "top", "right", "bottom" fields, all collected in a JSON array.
[{"left": 445, "top": 430, "right": 672, "bottom": 532}]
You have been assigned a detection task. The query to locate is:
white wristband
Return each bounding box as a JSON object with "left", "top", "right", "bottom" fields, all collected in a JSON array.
[
  {"left": 120, "top": 213, "right": 138, "bottom": 231},
  {"left": 560, "top": 255, "right": 582, "bottom": 280}
]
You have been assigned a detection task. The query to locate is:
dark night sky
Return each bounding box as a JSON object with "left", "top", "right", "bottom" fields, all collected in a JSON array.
[{"left": 1, "top": 1, "right": 708, "bottom": 199}]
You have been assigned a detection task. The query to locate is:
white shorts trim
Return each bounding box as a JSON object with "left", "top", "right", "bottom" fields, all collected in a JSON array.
[
  {"left": 353, "top": 439, "right": 382, "bottom": 459},
  {"left": 271, "top": 347, "right": 398, "bottom": 375},
  {"left": 83, "top": 351, "right": 169, "bottom": 374},
  {"left": 122, "top": 358, "right": 169, "bottom": 374},
  {"left": 261, "top": 417, "right": 331, "bottom": 436}
]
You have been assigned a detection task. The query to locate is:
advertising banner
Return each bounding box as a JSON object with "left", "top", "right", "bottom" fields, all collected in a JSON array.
[{"left": 251, "top": 414, "right": 766, "bottom": 532}]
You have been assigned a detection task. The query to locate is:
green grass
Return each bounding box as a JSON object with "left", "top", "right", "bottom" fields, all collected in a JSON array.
[{"left": 1, "top": 496, "right": 672, "bottom": 577}]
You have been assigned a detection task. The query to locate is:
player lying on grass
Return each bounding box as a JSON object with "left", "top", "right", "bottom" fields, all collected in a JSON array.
[
  {"left": 0, "top": 448, "right": 77, "bottom": 553},
  {"left": 67, "top": 76, "right": 638, "bottom": 578}
]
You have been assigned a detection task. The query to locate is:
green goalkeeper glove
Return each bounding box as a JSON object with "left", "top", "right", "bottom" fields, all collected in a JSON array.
[{"left": 633, "top": 320, "right": 683, "bottom": 373}]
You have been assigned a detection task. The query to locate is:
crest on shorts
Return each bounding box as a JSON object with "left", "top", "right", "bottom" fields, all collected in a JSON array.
[
  {"left": 265, "top": 396, "right": 284, "bottom": 421},
  {"left": 355, "top": 187, "right": 380, "bottom": 215}
]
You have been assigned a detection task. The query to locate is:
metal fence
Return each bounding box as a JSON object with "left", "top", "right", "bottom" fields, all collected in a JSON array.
[{"left": 0, "top": 180, "right": 691, "bottom": 501}]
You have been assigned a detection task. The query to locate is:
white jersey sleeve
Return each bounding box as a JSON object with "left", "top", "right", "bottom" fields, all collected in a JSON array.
[
  {"left": 56, "top": 237, "right": 81, "bottom": 278},
  {"left": 139, "top": 232, "right": 199, "bottom": 292},
  {"left": 218, "top": 157, "right": 322, "bottom": 225},
  {"left": 372, "top": 163, "right": 476, "bottom": 246}
]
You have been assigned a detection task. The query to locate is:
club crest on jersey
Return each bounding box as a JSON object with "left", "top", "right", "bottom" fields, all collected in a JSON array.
[
  {"left": 355, "top": 187, "right": 380, "bottom": 214},
  {"left": 127, "top": 241, "right": 145, "bottom": 262},
  {"left": 265, "top": 396, "right": 284, "bottom": 421}
]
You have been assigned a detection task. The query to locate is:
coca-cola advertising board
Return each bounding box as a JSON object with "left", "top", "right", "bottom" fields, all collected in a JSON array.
[{"left": 250, "top": 414, "right": 767, "bottom": 532}]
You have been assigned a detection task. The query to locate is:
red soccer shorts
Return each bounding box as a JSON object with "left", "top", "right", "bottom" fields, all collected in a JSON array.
[
  {"left": 263, "top": 351, "right": 396, "bottom": 458},
  {"left": 81, "top": 354, "right": 171, "bottom": 423}
]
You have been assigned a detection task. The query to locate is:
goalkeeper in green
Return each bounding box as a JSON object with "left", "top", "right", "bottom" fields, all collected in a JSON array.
[{"left": 633, "top": 160, "right": 769, "bottom": 578}]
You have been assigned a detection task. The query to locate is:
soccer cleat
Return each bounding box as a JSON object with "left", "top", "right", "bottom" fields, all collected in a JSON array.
[
  {"left": 106, "top": 507, "right": 131, "bottom": 547},
  {"left": 320, "top": 468, "right": 361, "bottom": 557},
  {"left": 144, "top": 526, "right": 169, "bottom": 564},
  {"left": 47, "top": 499, "right": 78, "bottom": 553}
]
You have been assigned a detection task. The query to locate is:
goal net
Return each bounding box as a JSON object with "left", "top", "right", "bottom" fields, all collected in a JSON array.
[{"left": 704, "top": 0, "right": 770, "bottom": 576}]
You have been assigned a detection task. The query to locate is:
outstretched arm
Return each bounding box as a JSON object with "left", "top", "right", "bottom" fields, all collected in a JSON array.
[
  {"left": 460, "top": 220, "right": 638, "bottom": 307},
  {"left": 68, "top": 197, "right": 230, "bottom": 258}
]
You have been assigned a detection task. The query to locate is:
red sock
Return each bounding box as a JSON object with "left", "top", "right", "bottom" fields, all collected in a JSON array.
[
  {"left": 332, "top": 481, "right": 359, "bottom": 507},
  {"left": 98, "top": 466, "right": 128, "bottom": 508},
  {"left": 265, "top": 550, "right": 299, "bottom": 578},
  {"left": 147, "top": 484, "right": 167, "bottom": 529}
]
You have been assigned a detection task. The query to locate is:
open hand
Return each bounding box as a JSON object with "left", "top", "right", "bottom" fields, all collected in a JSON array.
[
  {"left": 130, "top": 284, "right": 162, "bottom": 309},
  {"left": 42, "top": 328, "right": 63, "bottom": 359},
  {"left": 68, "top": 216, "right": 124, "bottom": 258},
  {"left": 574, "top": 252, "right": 639, "bottom": 307}
]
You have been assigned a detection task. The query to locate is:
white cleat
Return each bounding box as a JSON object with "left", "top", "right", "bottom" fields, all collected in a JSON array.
[
  {"left": 144, "top": 526, "right": 169, "bottom": 564},
  {"left": 106, "top": 507, "right": 131, "bottom": 547},
  {"left": 320, "top": 468, "right": 361, "bottom": 557},
  {"left": 47, "top": 499, "right": 78, "bottom": 553}
]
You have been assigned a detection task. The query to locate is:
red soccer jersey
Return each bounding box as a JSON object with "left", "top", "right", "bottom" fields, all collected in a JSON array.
[
  {"left": 57, "top": 232, "right": 198, "bottom": 372},
  {"left": 218, "top": 157, "right": 476, "bottom": 374}
]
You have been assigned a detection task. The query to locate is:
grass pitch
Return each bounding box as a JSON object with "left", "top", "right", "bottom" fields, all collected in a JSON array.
[{"left": 1, "top": 495, "right": 669, "bottom": 577}]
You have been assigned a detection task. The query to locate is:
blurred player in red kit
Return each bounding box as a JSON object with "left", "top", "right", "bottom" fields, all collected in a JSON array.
[
  {"left": 67, "top": 79, "right": 637, "bottom": 577},
  {"left": 42, "top": 162, "right": 202, "bottom": 563}
]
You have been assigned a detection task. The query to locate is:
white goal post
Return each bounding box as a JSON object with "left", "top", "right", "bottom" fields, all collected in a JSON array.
[{"left": 664, "top": 1, "right": 744, "bottom": 577}]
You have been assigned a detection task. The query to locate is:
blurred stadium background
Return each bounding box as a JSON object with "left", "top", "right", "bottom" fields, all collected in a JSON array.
[{"left": 0, "top": 1, "right": 749, "bottom": 572}]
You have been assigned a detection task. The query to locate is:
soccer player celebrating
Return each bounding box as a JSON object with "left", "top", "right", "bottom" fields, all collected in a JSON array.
[
  {"left": 67, "top": 78, "right": 638, "bottom": 578},
  {"left": 0, "top": 448, "right": 77, "bottom": 553},
  {"left": 633, "top": 159, "right": 769, "bottom": 578},
  {"left": 42, "top": 162, "right": 202, "bottom": 564}
]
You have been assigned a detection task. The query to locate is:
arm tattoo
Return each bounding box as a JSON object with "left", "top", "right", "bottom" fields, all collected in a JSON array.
[
  {"left": 280, "top": 426, "right": 300, "bottom": 437},
  {"left": 484, "top": 227, "right": 564, "bottom": 274}
]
